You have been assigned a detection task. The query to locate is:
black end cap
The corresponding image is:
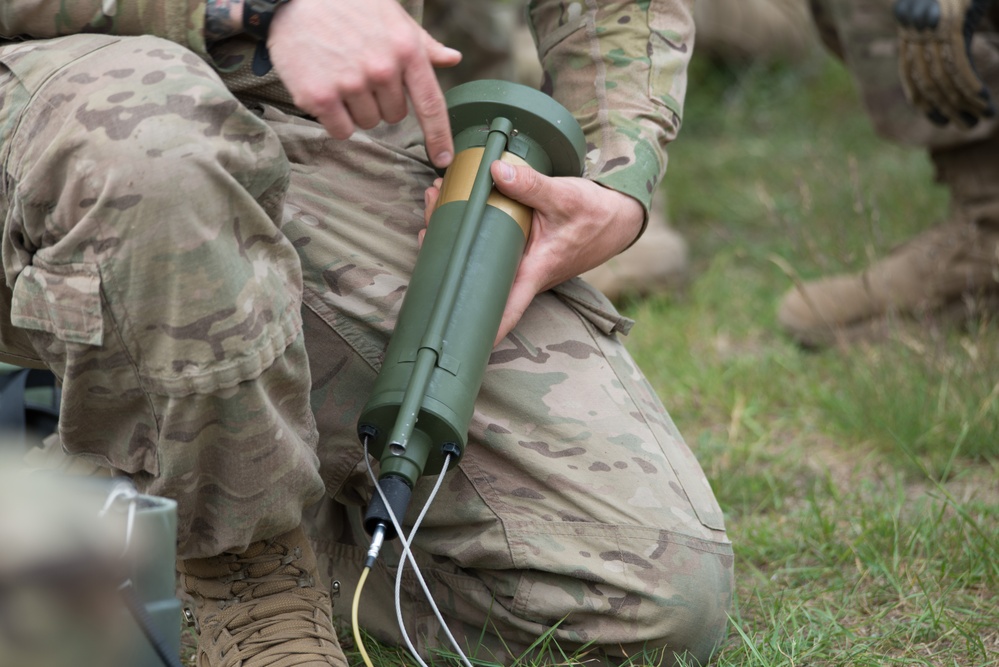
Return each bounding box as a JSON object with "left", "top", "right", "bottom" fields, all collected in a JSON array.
[{"left": 363, "top": 475, "right": 413, "bottom": 541}]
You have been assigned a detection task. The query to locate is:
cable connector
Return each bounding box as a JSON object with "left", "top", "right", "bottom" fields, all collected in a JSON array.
[{"left": 364, "top": 524, "right": 386, "bottom": 569}]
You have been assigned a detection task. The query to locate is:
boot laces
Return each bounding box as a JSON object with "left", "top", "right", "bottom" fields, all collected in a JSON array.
[
  {"left": 190, "top": 538, "right": 342, "bottom": 666},
  {"left": 217, "top": 545, "right": 312, "bottom": 607}
]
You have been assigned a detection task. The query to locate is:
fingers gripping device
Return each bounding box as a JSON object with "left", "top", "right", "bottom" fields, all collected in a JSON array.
[{"left": 357, "top": 80, "right": 585, "bottom": 549}]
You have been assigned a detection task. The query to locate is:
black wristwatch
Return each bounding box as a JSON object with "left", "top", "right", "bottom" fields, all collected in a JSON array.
[{"left": 243, "top": 0, "right": 292, "bottom": 75}]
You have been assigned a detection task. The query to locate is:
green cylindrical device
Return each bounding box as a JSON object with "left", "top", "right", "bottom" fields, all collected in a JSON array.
[{"left": 358, "top": 80, "right": 585, "bottom": 539}]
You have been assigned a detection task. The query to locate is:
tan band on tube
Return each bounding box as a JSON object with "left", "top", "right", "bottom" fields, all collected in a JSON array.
[{"left": 435, "top": 148, "right": 534, "bottom": 238}]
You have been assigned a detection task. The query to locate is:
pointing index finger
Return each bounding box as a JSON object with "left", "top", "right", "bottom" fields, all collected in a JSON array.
[{"left": 404, "top": 60, "right": 453, "bottom": 168}]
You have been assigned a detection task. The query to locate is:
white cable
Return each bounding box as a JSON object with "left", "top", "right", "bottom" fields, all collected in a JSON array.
[
  {"left": 363, "top": 439, "right": 474, "bottom": 667},
  {"left": 98, "top": 479, "right": 139, "bottom": 558},
  {"left": 395, "top": 455, "right": 474, "bottom": 667}
]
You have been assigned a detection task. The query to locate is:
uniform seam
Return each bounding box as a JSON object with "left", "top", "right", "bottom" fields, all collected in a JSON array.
[
  {"left": 509, "top": 521, "right": 732, "bottom": 554},
  {"left": 302, "top": 289, "right": 387, "bottom": 372},
  {"left": 453, "top": 451, "right": 518, "bottom": 569},
  {"left": 1, "top": 38, "right": 123, "bottom": 185},
  {"left": 584, "top": 0, "right": 612, "bottom": 180},
  {"left": 101, "top": 280, "right": 163, "bottom": 474}
]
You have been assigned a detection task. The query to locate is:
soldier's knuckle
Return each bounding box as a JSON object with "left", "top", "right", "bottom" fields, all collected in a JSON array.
[
  {"left": 336, "top": 74, "right": 368, "bottom": 98},
  {"left": 292, "top": 83, "right": 338, "bottom": 115},
  {"left": 365, "top": 60, "right": 397, "bottom": 86},
  {"left": 526, "top": 172, "right": 547, "bottom": 197},
  {"left": 412, "top": 86, "right": 444, "bottom": 115},
  {"left": 388, "top": 34, "right": 420, "bottom": 61}
]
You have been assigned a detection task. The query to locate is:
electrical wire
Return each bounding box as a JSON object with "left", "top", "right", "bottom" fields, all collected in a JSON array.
[
  {"left": 363, "top": 446, "right": 431, "bottom": 667},
  {"left": 352, "top": 567, "right": 376, "bottom": 667},
  {"left": 394, "top": 454, "right": 468, "bottom": 667},
  {"left": 362, "top": 439, "right": 474, "bottom": 667}
]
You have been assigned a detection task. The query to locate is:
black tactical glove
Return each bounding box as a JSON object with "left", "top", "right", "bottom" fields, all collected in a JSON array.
[{"left": 894, "top": 0, "right": 996, "bottom": 128}]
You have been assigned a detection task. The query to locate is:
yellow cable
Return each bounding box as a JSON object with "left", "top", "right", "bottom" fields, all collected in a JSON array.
[{"left": 353, "top": 566, "right": 376, "bottom": 667}]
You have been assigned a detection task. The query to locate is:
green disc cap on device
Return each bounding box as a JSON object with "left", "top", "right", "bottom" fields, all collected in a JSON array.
[{"left": 445, "top": 80, "right": 587, "bottom": 178}]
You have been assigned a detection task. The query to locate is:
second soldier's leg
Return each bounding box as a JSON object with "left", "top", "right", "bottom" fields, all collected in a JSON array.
[{"left": 779, "top": 0, "right": 999, "bottom": 346}]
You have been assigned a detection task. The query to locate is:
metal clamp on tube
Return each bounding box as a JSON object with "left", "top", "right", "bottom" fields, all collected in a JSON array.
[{"left": 357, "top": 80, "right": 586, "bottom": 544}]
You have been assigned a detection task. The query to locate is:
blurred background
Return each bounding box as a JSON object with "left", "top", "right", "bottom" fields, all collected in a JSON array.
[{"left": 628, "top": 5, "right": 999, "bottom": 665}]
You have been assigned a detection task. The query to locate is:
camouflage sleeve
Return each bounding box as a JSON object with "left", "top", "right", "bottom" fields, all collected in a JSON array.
[
  {"left": 0, "top": 0, "right": 209, "bottom": 57},
  {"left": 527, "top": 0, "right": 695, "bottom": 222}
]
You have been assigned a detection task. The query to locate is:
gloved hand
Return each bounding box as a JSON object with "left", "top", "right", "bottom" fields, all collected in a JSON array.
[{"left": 894, "top": 0, "right": 996, "bottom": 128}]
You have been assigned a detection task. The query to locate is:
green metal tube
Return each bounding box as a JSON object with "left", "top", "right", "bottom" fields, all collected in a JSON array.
[
  {"left": 383, "top": 117, "right": 514, "bottom": 462},
  {"left": 359, "top": 155, "right": 532, "bottom": 484},
  {"left": 376, "top": 426, "right": 432, "bottom": 485},
  {"left": 358, "top": 80, "right": 586, "bottom": 539}
]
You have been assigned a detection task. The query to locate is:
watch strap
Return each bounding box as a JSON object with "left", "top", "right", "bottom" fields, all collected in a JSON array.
[
  {"left": 243, "top": 0, "right": 291, "bottom": 41},
  {"left": 242, "top": 0, "right": 291, "bottom": 75}
]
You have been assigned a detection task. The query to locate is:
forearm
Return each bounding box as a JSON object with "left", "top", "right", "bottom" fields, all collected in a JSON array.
[{"left": 527, "top": 0, "right": 695, "bottom": 220}]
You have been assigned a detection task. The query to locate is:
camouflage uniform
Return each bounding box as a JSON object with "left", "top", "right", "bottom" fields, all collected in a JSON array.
[
  {"left": 805, "top": 0, "right": 999, "bottom": 229},
  {"left": 424, "top": 0, "right": 693, "bottom": 302},
  {"left": 0, "top": 1, "right": 732, "bottom": 664},
  {"left": 423, "top": 0, "right": 818, "bottom": 305}
]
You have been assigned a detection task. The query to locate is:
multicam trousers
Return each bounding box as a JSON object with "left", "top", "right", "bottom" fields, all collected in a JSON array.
[{"left": 0, "top": 34, "right": 732, "bottom": 665}]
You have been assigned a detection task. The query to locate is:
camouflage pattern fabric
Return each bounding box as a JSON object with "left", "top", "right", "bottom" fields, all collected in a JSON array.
[
  {"left": 0, "top": 0, "right": 695, "bottom": 221},
  {"left": 0, "top": 0, "right": 730, "bottom": 661},
  {"left": 809, "top": 0, "right": 999, "bottom": 149},
  {"left": 0, "top": 35, "right": 326, "bottom": 559},
  {"left": 424, "top": 0, "right": 819, "bottom": 87}
]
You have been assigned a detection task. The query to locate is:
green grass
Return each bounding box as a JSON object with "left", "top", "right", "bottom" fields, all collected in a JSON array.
[
  {"left": 617, "top": 48, "right": 999, "bottom": 666},
  {"left": 324, "top": 51, "right": 998, "bottom": 667}
]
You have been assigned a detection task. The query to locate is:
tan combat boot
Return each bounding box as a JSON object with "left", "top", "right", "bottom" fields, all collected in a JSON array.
[
  {"left": 778, "top": 140, "right": 999, "bottom": 347},
  {"left": 178, "top": 525, "right": 347, "bottom": 667},
  {"left": 694, "top": 0, "right": 815, "bottom": 63},
  {"left": 582, "top": 194, "right": 689, "bottom": 302}
]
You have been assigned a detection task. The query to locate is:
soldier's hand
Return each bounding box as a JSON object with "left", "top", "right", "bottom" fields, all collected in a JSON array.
[
  {"left": 894, "top": 0, "right": 996, "bottom": 128},
  {"left": 485, "top": 163, "right": 643, "bottom": 342},
  {"left": 423, "top": 164, "right": 643, "bottom": 343},
  {"left": 422, "top": 163, "right": 636, "bottom": 345},
  {"left": 268, "top": 0, "right": 462, "bottom": 167},
  {"left": 422, "top": 164, "right": 643, "bottom": 342}
]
